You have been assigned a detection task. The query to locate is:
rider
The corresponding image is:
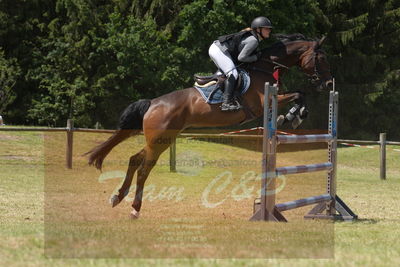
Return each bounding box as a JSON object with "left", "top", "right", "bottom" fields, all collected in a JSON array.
[{"left": 208, "top": 16, "right": 273, "bottom": 111}]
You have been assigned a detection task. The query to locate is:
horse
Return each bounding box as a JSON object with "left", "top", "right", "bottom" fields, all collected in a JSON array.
[{"left": 85, "top": 34, "right": 333, "bottom": 219}]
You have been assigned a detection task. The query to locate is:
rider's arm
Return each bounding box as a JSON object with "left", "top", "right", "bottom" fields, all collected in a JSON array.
[{"left": 237, "top": 35, "right": 259, "bottom": 63}]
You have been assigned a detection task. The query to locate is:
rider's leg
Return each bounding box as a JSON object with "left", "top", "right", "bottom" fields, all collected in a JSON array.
[
  {"left": 208, "top": 43, "right": 241, "bottom": 111},
  {"left": 221, "top": 71, "right": 242, "bottom": 111}
]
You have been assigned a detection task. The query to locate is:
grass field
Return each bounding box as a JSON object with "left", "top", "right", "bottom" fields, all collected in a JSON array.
[{"left": 1, "top": 129, "right": 400, "bottom": 266}]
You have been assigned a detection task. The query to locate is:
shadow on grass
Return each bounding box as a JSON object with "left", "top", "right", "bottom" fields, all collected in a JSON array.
[{"left": 337, "top": 218, "right": 379, "bottom": 224}]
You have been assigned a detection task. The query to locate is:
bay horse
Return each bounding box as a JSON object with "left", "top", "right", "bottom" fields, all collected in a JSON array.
[{"left": 86, "top": 34, "right": 333, "bottom": 219}]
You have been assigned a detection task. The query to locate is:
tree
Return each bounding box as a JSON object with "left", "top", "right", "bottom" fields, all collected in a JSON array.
[
  {"left": 0, "top": 49, "right": 20, "bottom": 114},
  {"left": 0, "top": 0, "right": 55, "bottom": 123},
  {"left": 27, "top": 0, "right": 112, "bottom": 126},
  {"left": 318, "top": 0, "right": 400, "bottom": 138}
]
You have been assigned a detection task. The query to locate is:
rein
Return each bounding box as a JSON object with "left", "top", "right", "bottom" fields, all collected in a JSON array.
[
  {"left": 260, "top": 58, "right": 289, "bottom": 69},
  {"left": 246, "top": 65, "right": 274, "bottom": 75},
  {"left": 246, "top": 57, "right": 289, "bottom": 76}
]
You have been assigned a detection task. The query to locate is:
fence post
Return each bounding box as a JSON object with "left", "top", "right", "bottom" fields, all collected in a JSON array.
[
  {"left": 170, "top": 139, "right": 176, "bottom": 172},
  {"left": 380, "top": 132, "right": 386, "bottom": 180},
  {"left": 66, "top": 119, "right": 74, "bottom": 169}
]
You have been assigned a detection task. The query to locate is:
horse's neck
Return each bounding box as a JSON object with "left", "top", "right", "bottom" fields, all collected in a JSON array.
[{"left": 272, "top": 41, "right": 314, "bottom": 68}]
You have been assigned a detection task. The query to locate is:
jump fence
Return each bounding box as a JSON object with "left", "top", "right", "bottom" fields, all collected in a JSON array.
[{"left": 249, "top": 83, "right": 357, "bottom": 221}]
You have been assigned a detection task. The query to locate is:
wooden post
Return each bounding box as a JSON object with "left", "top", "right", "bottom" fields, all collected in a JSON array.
[
  {"left": 169, "top": 139, "right": 176, "bottom": 172},
  {"left": 66, "top": 119, "right": 74, "bottom": 169},
  {"left": 380, "top": 133, "right": 386, "bottom": 180}
]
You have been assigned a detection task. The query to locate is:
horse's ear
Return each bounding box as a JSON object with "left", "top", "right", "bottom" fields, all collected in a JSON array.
[{"left": 317, "top": 36, "right": 327, "bottom": 48}]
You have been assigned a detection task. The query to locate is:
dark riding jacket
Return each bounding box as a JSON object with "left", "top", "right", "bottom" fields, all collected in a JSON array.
[{"left": 215, "top": 30, "right": 259, "bottom": 64}]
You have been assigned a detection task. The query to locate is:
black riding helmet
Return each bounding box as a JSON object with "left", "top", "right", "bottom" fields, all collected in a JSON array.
[{"left": 251, "top": 16, "right": 273, "bottom": 29}]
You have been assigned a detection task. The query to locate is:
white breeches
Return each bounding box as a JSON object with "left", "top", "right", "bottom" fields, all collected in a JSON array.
[{"left": 208, "top": 42, "right": 238, "bottom": 79}]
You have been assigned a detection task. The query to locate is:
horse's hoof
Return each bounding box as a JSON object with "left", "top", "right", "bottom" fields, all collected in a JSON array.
[
  {"left": 277, "top": 115, "right": 285, "bottom": 126},
  {"left": 292, "top": 115, "right": 303, "bottom": 129},
  {"left": 110, "top": 195, "right": 120, "bottom": 207},
  {"left": 129, "top": 209, "right": 140, "bottom": 219}
]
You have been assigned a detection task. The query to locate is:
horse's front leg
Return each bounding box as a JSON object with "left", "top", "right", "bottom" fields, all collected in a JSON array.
[{"left": 277, "top": 91, "right": 308, "bottom": 129}]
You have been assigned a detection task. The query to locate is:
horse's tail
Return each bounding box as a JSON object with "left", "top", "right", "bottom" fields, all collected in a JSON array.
[{"left": 85, "top": 99, "right": 151, "bottom": 170}]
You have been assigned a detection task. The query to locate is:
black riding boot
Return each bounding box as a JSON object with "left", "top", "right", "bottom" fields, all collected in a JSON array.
[{"left": 221, "top": 75, "right": 242, "bottom": 112}]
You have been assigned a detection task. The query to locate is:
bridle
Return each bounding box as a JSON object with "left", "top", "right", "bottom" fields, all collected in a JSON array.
[{"left": 303, "top": 48, "right": 331, "bottom": 86}]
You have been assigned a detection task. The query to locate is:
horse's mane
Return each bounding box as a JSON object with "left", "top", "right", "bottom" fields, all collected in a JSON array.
[
  {"left": 272, "top": 33, "right": 314, "bottom": 42},
  {"left": 261, "top": 33, "right": 316, "bottom": 55}
]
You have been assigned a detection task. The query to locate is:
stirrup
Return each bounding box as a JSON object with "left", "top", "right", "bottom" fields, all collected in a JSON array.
[{"left": 221, "top": 100, "right": 242, "bottom": 112}]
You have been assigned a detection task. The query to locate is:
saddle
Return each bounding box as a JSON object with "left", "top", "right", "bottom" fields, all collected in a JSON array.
[
  {"left": 194, "top": 71, "right": 242, "bottom": 89},
  {"left": 194, "top": 72, "right": 225, "bottom": 87}
]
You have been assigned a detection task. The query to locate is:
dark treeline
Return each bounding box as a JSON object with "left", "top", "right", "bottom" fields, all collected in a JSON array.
[{"left": 1, "top": 0, "right": 399, "bottom": 139}]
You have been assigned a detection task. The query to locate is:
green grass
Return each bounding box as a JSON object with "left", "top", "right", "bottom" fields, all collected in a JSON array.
[{"left": 1, "top": 130, "right": 399, "bottom": 266}]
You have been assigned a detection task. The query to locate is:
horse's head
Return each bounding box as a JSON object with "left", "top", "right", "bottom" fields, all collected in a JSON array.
[
  {"left": 255, "top": 34, "right": 334, "bottom": 91},
  {"left": 299, "top": 37, "right": 333, "bottom": 91}
]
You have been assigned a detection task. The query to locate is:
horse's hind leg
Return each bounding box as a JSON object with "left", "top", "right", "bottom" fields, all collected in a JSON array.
[
  {"left": 110, "top": 149, "right": 145, "bottom": 207},
  {"left": 130, "top": 147, "right": 163, "bottom": 219}
]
